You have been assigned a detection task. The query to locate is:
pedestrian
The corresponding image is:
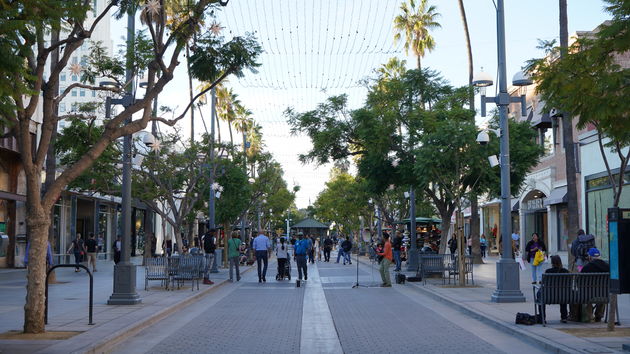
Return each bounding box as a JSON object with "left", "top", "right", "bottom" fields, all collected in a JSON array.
[
  {"left": 480, "top": 234, "right": 487, "bottom": 258},
  {"left": 376, "top": 233, "right": 393, "bottom": 287},
  {"left": 323, "top": 236, "right": 333, "bottom": 262},
  {"left": 580, "top": 248, "right": 609, "bottom": 322},
  {"left": 392, "top": 231, "right": 403, "bottom": 271},
  {"left": 512, "top": 231, "right": 520, "bottom": 257},
  {"left": 113, "top": 235, "right": 122, "bottom": 264},
  {"left": 227, "top": 231, "right": 242, "bottom": 282},
  {"left": 467, "top": 236, "right": 472, "bottom": 256},
  {"left": 294, "top": 232, "right": 310, "bottom": 281},
  {"left": 67, "top": 233, "right": 86, "bottom": 272},
  {"left": 97, "top": 234, "right": 104, "bottom": 253},
  {"left": 202, "top": 229, "right": 216, "bottom": 285},
  {"left": 524, "top": 232, "right": 547, "bottom": 284},
  {"left": 315, "top": 237, "right": 322, "bottom": 262},
  {"left": 448, "top": 236, "right": 457, "bottom": 255},
  {"left": 163, "top": 238, "right": 172, "bottom": 257},
  {"left": 85, "top": 232, "right": 98, "bottom": 272},
  {"left": 275, "top": 237, "right": 290, "bottom": 279},
  {"left": 24, "top": 241, "right": 53, "bottom": 269},
  {"left": 570, "top": 229, "right": 595, "bottom": 272},
  {"left": 335, "top": 237, "right": 346, "bottom": 263},
  {"left": 341, "top": 237, "right": 352, "bottom": 265},
  {"left": 538, "top": 255, "right": 569, "bottom": 323},
  {"left": 308, "top": 235, "right": 316, "bottom": 264},
  {"left": 253, "top": 229, "right": 271, "bottom": 283}
]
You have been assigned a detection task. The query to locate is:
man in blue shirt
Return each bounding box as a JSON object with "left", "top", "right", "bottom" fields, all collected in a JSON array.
[
  {"left": 253, "top": 230, "right": 271, "bottom": 282},
  {"left": 294, "top": 232, "right": 311, "bottom": 281}
]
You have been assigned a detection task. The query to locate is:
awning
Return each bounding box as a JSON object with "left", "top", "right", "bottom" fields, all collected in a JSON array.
[
  {"left": 544, "top": 186, "right": 567, "bottom": 206},
  {"left": 512, "top": 200, "right": 520, "bottom": 211},
  {"left": 0, "top": 190, "right": 26, "bottom": 202},
  {"left": 530, "top": 112, "right": 553, "bottom": 129}
]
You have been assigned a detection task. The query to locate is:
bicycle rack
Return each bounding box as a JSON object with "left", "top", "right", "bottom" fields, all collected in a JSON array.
[{"left": 45, "top": 264, "right": 94, "bottom": 325}]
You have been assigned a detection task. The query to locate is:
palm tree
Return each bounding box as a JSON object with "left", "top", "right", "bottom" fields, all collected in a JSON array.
[{"left": 393, "top": 0, "right": 441, "bottom": 70}]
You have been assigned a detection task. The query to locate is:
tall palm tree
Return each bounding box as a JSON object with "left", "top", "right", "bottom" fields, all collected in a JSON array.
[{"left": 393, "top": 0, "right": 441, "bottom": 70}]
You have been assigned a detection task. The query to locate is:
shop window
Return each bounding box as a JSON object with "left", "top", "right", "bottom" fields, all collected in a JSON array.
[
  {"left": 557, "top": 206, "right": 569, "bottom": 251},
  {"left": 80, "top": 89, "right": 85, "bottom": 97},
  {"left": 60, "top": 73, "right": 66, "bottom": 81}
]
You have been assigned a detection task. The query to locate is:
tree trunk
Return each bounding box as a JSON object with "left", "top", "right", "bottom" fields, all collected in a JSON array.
[
  {"left": 438, "top": 214, "right": 452, "bottom": 254},
  {"left": 24, "top": 204, "right": 51, "bottom": 333},
  {"left": 470, "top": 198, "right": 483, "bottom": 264},
  {"left": 558, "top": 0, "right": 580, "bottom": 271},
  {"left": 457, "top": 0, "right": 474, "bottom": 111},
  {"left": 186, "top": 44, "right": 195, "bottom": 144}
]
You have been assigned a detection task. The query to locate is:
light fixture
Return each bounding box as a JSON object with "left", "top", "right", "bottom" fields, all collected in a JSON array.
[
  {"left": 218, "top": 0, "right": 229, "bottom": 5},
  {"left": 472, "top": 69, "right": 494, "bottom": 88},
  {"left": 488, "top": 155, "right": 500, "bottom": 168},
  {"left": 142, "top": 132, "right": 155, "bottom": 147},
  {"left": 512, "top": 70, "right": 532, "bottom": 87},
  {"left": 404, "top": 191, "right": 410, "bottom": 198}
]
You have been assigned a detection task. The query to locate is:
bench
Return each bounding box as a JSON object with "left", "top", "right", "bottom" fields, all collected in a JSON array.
[
  {"left": 419, "top": 254, "right": 455, "bottom": 285},
  {"left": 145, "top": 257, "right": 169, "bottom": 290},
  {"left": 447, "top": 255, "right": 474, "bottom": 285},
  {"left": 534, "top": 272, "right": 615, "bottom": 326},
  {"left": 172, "top": 255, "right": 203, "bottom": 291}
]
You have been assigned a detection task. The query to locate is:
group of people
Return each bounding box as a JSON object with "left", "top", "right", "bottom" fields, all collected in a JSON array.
[{"left": 66, "top": 232, "right": 100, "bottom": 272}]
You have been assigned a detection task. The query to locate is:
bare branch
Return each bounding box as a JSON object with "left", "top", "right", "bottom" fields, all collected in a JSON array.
[{"left": 55, "top": 83, "right": 121, "bottom": 104}]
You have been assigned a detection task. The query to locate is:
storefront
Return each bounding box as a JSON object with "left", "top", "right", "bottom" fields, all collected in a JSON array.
[{"left": 521, "top": 190, "right": 548, "bottom": 249}]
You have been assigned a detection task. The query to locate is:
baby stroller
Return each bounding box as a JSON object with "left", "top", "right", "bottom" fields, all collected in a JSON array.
[{"left": 275, "top": 257, "right": 291, "bottom": 280}]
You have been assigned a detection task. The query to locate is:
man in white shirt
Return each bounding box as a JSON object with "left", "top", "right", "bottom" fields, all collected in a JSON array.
[{"left": 253, "top": 230, "right": 271, "bottom": 282}]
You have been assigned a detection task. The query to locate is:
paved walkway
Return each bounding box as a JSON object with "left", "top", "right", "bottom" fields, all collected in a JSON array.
[
  {"left": 400, "top": 255, "right": 630, "bottom": 353},
  {"left": 112, "top": 255, "right": 544, "bottom": 354},
  {"left": 0, "top": 257, "right": 250, "bottom": 354}
]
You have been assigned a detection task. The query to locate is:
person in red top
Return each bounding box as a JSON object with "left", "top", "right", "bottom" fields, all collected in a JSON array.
[{"left": 376, "top": 233, "right": 393, "bottom": 287}]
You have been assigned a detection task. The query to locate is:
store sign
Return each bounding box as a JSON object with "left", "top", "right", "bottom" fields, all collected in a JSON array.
[{"left": 525, "top": 198, "right": 545, "bottom": 211}]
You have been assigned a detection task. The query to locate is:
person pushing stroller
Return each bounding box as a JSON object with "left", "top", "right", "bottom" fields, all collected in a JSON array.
[{"left": 275, "top": 237, "right": 291, "bottom": 280}]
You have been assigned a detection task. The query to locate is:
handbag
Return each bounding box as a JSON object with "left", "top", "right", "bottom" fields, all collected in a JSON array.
[{"left": 533, "top": 249, "right": 545, "bottom": 266}]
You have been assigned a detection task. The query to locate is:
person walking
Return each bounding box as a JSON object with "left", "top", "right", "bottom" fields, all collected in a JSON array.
[
  {"left": 466, "top": 236, "right": 472, "bottom": 256},
  {"left": 480, "top": 234, "right": 487, "bottom": 258},
  {"left": 524, "top": 232, "right": 547, "bottom": 284},
  {"left": 112, "top": 235, "right": 122, "bottom": 264},
  {"left": 67, "top": 233, "right": 86, "bottom": 272},
  {"left": 308, "top": 235, "right": 316, "bottom": 264},
  {"left": 275, "top": 237, "right": 290, "bottom": 279},
  {"left": 570, "top": 229, "right": 595, "bottom": 271},
  {"left": 85, "top": 232, "right": 98, "bottom": 272},
  {"left": 202, "top": 229, "right": 216, "bottom": 285},
  {"left": 392, "top": 232, "right": 403, "bottom": 271},
  {"left": 448, "top": 236, "right": 457, "bottom": 255},
  {"left": 581, "top": 248, "right": 610, "bottom": 322},
  {"left": 294, "top": 232, "right": 310, "bottom": 281},
  {"left": 376, "top": 233, "right": 393, "bottom": 287},
  {"left": 227, "top": 231, "right": 242, "bottom": 282},
  {"left": 341, "top": 237, "right": 352, "bottom": 265},
  {"left": 253, "top": 230, "right": 271, "bottom": 282},
  {"left": 336, "top": 237, "right": 346, "bottom": 263},
  {"left": 315, "top": 237, "right": 322, "bottom": 262},
  {"left": 323, "top": 236, "right": 333, "bottom": 262}
]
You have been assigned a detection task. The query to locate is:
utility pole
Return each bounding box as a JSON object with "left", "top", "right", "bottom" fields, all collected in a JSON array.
[
  {"left": 209, "top": 88, "right": 219, "bottom": 273},
  {"left": 407, "top": 188, "right": 418, "bottom": 271},
  {"left": 108, "top": 7, "right": 141, "bottom": 305}
]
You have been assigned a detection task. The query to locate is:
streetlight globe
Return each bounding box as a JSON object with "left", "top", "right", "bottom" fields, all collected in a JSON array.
[
  {"left": 472, "top": 70, "right": 494, "bottom": 88},
  {"left": 512, "top": 70, "right": 533, "bottom": 87},
  {"left": 142, "top": 132, "right": 155, "bottom": 147}
]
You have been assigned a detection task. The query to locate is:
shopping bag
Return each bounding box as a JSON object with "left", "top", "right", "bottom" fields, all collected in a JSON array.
[
  {"left": 533, "top": 250, "right": 545, "bottom": 266},
  {"left": 517, "top": 257, "right": 526, "bottom": 271}
]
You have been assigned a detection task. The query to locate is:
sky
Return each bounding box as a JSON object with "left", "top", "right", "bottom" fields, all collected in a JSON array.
[{"left": 112, "top": 0, "right": 611, "bottom": 209}]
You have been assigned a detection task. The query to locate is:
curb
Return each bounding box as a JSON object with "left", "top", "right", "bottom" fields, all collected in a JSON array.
[
  {"left": 355, "top": 257, "right": 610, "bottom": 354},
  {"left": 83, "top": 266, "right": 253, "bottom": 354}
]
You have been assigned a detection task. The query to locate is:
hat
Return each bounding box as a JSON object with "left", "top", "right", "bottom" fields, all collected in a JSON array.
[
  {"left": 588, "top": 247, "right": 601, "bottom": 258},
  {"left": 297, "top": 232, "right": 304, "bottom": 236},
  {"left": 511, "top": 233, "right": 519, "bottom": 241}
]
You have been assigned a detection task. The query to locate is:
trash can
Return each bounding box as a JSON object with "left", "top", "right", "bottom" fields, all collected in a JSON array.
[
  {"left": 14, "top": 234, "right": 27, "bottom": 268},
  {"left": 0, "top": 234, "right": 8, "bottom": 268}
]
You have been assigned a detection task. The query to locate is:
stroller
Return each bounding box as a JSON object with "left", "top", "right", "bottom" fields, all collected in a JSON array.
[{"left": 275, "top": 257, "right": 291, "bottom": 280}]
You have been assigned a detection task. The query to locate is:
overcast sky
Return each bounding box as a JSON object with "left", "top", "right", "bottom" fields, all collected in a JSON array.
[{"left": 112, "top": 0, "right": 611, "bottom": 208}]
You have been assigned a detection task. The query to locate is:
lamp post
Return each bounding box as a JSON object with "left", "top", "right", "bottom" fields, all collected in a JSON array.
[
  {"left": 473, "top": 0, "right": 532, "bottom": 303},
  {"left": 107, "top": 7, "right": 141, "bottom": 305}
]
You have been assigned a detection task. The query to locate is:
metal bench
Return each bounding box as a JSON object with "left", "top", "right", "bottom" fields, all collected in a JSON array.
[
  {"left": 419, "top": 254, "right": 454, "bottom": 285},
  {"left": 534, "top": 273, "right": 614, "bottom": 326},
  {"left": 172, "top": 255, "right": 202, "bottom": 291},
  {"left": 145, "top": 257, "right": 169, "bottom": 290},
  {"left": 447, "top": 255, "right": 474, "bottom": 285}
]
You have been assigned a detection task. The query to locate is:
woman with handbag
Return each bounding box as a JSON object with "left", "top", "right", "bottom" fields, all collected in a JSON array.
[
  {"left": 67, "top": 233, "right": 87, "bottom": 272},
  {"left": 524, "top": 232, "right": 547, "bottom": 284}
]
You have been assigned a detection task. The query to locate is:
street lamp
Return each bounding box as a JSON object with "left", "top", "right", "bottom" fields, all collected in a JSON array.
[
  {"left": 368, "top": 199, "right": 382, "bottom": 239},
  {"left": 473, "top": 0, "right": 532, "bottom": 303}
]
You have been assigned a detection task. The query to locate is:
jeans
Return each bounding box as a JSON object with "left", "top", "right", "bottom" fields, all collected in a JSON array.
[
  {"left": 73, "top": 252, "right": 83, "bottom": 270},
  {"left": 336, "top": 249, "right": 345, "bottom": 263},
  {"left": 480, "top": 245, "right": 486, "bottom": 258},
  {"left": 379, "top": 258, "right": 392, "bottom": 286},
  {"left": 344, "top": 250, "right": 352, "bottom": 264},
  {"left": 256, "top": 250, "right": 268, "bottom": 280},
  {"left": 229, "top": 256, "right": 240, "bottom": 281},
  {"left": 296, "top": 254, "right": 307, "bottom": 280},
  {"left": 393, "top": 250, "right": 402, "bottom": 271},
  {"left": 277, "top": 257, "right": 287, "bottom": 278},
  {"left": 531, "top": 262, "right": 542, "bottom": 282},
  {"left": 204, "top": 253, "right": 214, "bottom": 279},
  {"left": 324, "top": 248, "right": 331, "bottom": 262}
]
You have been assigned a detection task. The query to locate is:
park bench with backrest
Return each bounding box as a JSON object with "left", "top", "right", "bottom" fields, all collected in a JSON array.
[
  {"left": 447, "top": 255, "right": 474, "bottom": 285},
  {"left": 534, "top": 272, "right": 616, "bottom": 326},
  {"left": 172, "top": 255, "right": 203, "bottom": 291},
  {"left": 419, "top": 254, "right": 455, "bottom": 285},
  {"left": 144, "top": 256, "right": 169, "bottom": 290}
]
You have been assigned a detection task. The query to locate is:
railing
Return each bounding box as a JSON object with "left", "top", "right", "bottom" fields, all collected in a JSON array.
[{"left": 45, "top": 264, "right": 94, "bottom": 325}]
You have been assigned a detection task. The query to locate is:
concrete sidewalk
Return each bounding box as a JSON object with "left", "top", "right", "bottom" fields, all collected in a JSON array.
[
  {"left": 398, "top": 255, "right": 630, "bottom": 353},
  {"left": 0, "top": 257, "right": 251, "bottom": 354}
]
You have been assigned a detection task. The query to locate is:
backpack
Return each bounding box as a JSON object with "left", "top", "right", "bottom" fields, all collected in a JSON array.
[
  {"left": 294, "top": 239, "right": 308, "bottom": 255},
  {"left": 572, "top": 234, "right": 595, "bottom": 261}
]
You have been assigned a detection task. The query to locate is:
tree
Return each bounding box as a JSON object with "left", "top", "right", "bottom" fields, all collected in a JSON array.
[
  {"left": 0, "top": 0, "right": 261, "bottom": 333},
  {"left": 527, "top": 0, "right": 630, "bottom": 330},
  {"left": 393, "top": 0, "right": 441, "bottom": 70}
]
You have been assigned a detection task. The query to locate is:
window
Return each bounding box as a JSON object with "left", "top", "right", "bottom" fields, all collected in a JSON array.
[
  {"left": 72, "top": 75, "right": 78, "bottom": 81},
  {"left": 59, "top": 102, "right": 66, "bottom": 112},
  {"left": 71, "top": 89, "right": 77, "bottom": 97},
  {"left": 72, "top": 57, "right": 78, "bottom": 64},
  {"left": 71, "top": 103, "right": 78, "bottom": 111},
  {"left": 80, "top": 56, "right": 87, "bottom": 66},
  {"left": 539, "top": 128, "right": 554, "bottom": 155},
  {"left": 60, "top": 73, "right": 66, "bottom": 81},
  {"left": 92, "top": 90, "right": 96, "bottom": 97},
  {"left": 80, "top": 89, "right": 85, "bottom": 97}
]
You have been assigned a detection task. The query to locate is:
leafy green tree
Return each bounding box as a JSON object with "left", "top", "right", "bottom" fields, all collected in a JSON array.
[{"left": 0, "top": 0, "right": 261, "bottom": 333}]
